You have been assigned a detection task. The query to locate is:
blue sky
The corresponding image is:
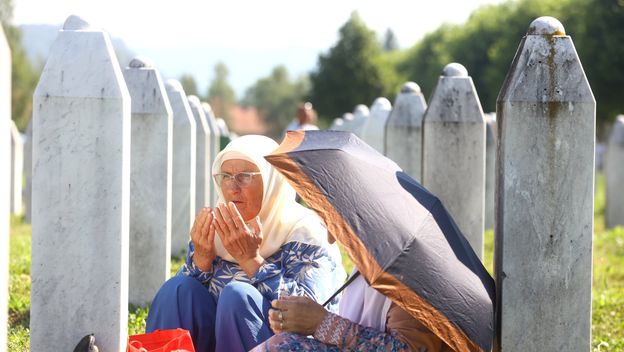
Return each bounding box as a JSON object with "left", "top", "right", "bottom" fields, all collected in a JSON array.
[{"left": 13, "top": 0, "right": 505, "bottom": 96}]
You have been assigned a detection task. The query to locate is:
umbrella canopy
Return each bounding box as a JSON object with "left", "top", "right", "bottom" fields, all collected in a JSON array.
[{"left": 266, "top": 130, "right": 495, "bottom": 352}]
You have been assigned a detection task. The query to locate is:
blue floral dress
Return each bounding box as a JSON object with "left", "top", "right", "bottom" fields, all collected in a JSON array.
[{"left": 179, "top": 239, "right": 345, "bottom": 312}]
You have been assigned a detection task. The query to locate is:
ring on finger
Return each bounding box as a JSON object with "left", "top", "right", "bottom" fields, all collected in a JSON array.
[
  {"left": 278, "top": 311, "right": 283, "bottom": 321},
  {"left": 280, "top": 321, "right": 284, "bottom": 330}
]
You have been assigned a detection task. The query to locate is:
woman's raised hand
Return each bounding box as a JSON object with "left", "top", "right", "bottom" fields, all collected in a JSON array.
[
  {"left": 214, "top": 202, "right": 264, "bottom": 277},
  {"left": 190, "top": 207, "right": 216, "bottom": 272},
  {"left": 268, "top": 296, "right": 328, "bottom": 335}
]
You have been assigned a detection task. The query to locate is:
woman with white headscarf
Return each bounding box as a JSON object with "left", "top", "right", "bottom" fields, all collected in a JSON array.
[{"left": 146, "top": 135, "right": 345, "bottom": 352}]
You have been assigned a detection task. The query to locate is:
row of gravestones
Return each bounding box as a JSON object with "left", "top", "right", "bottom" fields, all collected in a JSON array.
[
  {"left": 0, "top": 14, "right": 622, "bottom": 352},
  {"left": 321, "top": 15, "right": 608, "bottom": 352},
  {"left": 0, "top": 15, "right": 233, "bottom": 352}
]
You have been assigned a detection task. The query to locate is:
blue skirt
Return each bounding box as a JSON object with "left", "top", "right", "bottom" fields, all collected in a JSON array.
[{"left": 146, "top": 275, "right": 273, "bottom": 352}]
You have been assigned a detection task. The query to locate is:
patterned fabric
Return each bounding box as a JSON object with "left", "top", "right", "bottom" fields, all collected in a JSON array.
[{"left": 180, "top": 240, "right": 343, "bottom": 311}]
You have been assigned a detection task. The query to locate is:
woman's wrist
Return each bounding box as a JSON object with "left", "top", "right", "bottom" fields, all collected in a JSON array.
[
  {"left": 239, "top": 254, "right": 265, "bottom": 278},
  {"left": 192, "top": 253, "right": 214, "bottom": 272}
]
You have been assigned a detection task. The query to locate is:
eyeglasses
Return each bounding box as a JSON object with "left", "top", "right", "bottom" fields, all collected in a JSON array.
[{"left": 213, "top": 172, "right": 261, "bottom": 187}]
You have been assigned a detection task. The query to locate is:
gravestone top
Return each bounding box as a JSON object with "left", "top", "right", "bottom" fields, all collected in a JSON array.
[
  {"left": 401, "top": 81, "right": 421, "bottom": 94},
  {"left": 128, "top": 56, "right": 154, "bottom": 69},
  {"left": 610, "top": 115, "right": 624, "bottom": 145},
  {"left": 202, "top": 102, "right": 215, "bottom": 115},
  {"left": 187, "top": 95, "right": 201, "bottom": 105},
  {"left": 165, "top": 79, "right": 184, "bottom": 92},
  {"left": 528, "top": 16, "right": 566, "bottom": 36},
  {"left": 371, "top": 97, "right": 391, "bottom": 112},
  {"left": 353, "top": 104, "right": 369, "bottom": 116},
  {"left": 443, "top": 63, "right": 468, "bottom": 77},
  {"left": 63, "top": 15, "right": 91, "bottom": 30},
  {"left": 216, "top": 117, "right": 230, "bottom": 135}
]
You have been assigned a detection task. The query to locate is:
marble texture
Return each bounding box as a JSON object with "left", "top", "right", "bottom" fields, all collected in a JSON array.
[
  {"left": 360, "top": 97, "right": 391, "bottom": 153},
  {"left": 123, "top": 57, "right": 172, "bottom": 306},
  {"left": 484, "top": 113, "right": 497, "bottom": 230},
  {"left": 31, "top": 15, "right": 131, "bottom": 352},
  {"left": 23, "top": 120, "right": 32, "bottom": 223},
  {"left": 166, "top": 80, "right": 196, "bottom": 257},
  {"left": 187, "top": 95, "right": 210, "bottom": 214},
  {"left": 0, "top": 24, "right": 10, "bottom": 352},
  {"left": 385, "top": 82, "right": 427, "bottom": 182},
  {"left": 9, "top": 119, "right": 23, "bottom": 215},
  {"left": 202, "top": 102, "right": 221, "bottom": 207},
  {"left": 606, "top": 115, "right": 624, "bottom": 228},
  {"left": 422, "top": 63, "right": 486, "bottom": 259},
  {"left": 495, "top": 16, "right": 594, "bottom": 352}
]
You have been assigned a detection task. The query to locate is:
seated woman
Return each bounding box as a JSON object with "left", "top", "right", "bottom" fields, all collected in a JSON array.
[
  {"left": 146, "top": 135, "right": 345, "bottom": 352},
  {"left": 251, "top": 269, "right": 453, "bottom": 352}
]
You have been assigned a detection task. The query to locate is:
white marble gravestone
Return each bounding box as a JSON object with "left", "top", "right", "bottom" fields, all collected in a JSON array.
[
  {"left": 123, "top": 57, "right": 173, "bottom": 306},
  {"left": 484, "top": 113, "right": 497, "bottom": 230},
  {"left": 9, "top": 119, "right": 23, "bottom": 215},
  {"left": 330, "top": 117, "right": 344, "bottom": 131},
  {"left": 202, "top": 102, "right": 221, "bottom": 207},
  {"left": 31, "top": 15, "right": 130, "bottom": 352},
  {"left": 351, "top": 104, "right": 370, "bottom": 137},
  {"left": 187, "top": 95, "right": 210, "bottom": 214},
  {"left": 0, "top": 23, "right": 11, "bottom": 352},
  {"left": 385, "top": 82, "right": 427, "bottom": 182},
  {"left": 361, "top": 97, "right": 391, "bottom": 154},
  {"left": 422, "top": 62, "right": 486, "bottom": 259},
  {"left": 166, "top": 80, "right": 196, "bottom": 257},
  {"left": 495, "top": 16, "right": 594, "bottom": 352},
  {"left": 23, "top": 119, "right": 32, "bottom": 223},
  {"left": 606, "top": 115, "right": 624, "bottom": 228}
]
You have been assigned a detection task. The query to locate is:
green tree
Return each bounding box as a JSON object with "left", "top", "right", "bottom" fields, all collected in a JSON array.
[
  {"left": 242, "top": 65, "right": 310, "bottom": 139},
  {"left": 397, "top": 0, "right": 623, "bottom": 138},
  {"left": 2, "top": 0, "right": 39, "bottom": 131},
  {"left": 308, "top": 11, "right": 399, "bottom": 123},
  {"left": 179, "top": 73, "right": 199, "bottom": 97},
  {"left": 206, "top": 61, "right": 236, "bottom": 121}
]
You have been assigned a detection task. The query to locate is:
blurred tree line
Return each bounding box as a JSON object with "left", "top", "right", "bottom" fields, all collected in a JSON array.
[
  {"left": 3, "top": 0, "right": 623, "bottom": 139},
  {"left": 1, "top": 0, "right": 39, "bottom": 132}
]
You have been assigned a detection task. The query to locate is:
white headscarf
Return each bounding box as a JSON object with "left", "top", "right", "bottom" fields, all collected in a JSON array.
[{"left": 212, "top": 135, "right": 327, "bottom": 262}]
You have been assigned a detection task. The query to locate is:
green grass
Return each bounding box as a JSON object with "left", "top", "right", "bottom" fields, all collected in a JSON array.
[{"left": 7, "top": 172, "right": 624, "bottom": 350}]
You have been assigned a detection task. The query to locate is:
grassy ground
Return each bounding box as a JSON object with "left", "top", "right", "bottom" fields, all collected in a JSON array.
[{"left": 7, "top": 172, "right": 624, "bottom": 350}]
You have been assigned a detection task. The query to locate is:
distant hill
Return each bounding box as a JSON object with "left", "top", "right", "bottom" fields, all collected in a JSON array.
[{"left": 19, "top": 24, "right": 135, "bottom": 70}]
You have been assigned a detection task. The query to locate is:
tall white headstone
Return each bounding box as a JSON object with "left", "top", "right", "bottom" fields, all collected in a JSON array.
[
  {"left": 9, "top": 119, "right": 23, "bottom": 215},
  {"left": 351, "top": 104, "right": 369, "bottom": 137},
  {"left": 606, "top": 115, "right": 624, "bottom": 229},
  {"left": 495, "top": 17, "right": 594, "bottom": 351},
  {"left": 385, "top": 82, "right": 427, "bottom": 181},
  {"left": 167, "top": 80, "right": 196, "bottom": 257},
  {"left": 422, "top": 63, "right": 486, "bottom": 259},
  {"left": 0, "top": 24, "right": 11, "bottom": 352},
  {"left": 23, "top": 119, "right": 32, "bottom": 223},
  {"left": 484, "top": 113, "right": 497, "bottom": 230},
  {"left": 31, "top": 15, "right": 130, "bottom": 351},
  {"left": 202, "top": 102, "right": 221, "bottom": 207},
  {"left": 330, "top": 117, "right": 344, "bottom": 131},
  {"left": 360, "top": 97, "right": 391, "bottom": 154},
  {"left": 187, "top": 95, "right": 210, "bottom": 214},
  {"left": 123, "top": 57, "right": 172, "bottom": 306}
]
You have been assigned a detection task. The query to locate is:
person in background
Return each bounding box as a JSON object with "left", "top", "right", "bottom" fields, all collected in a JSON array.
[
  {"left": 283, "top": 102, "right": 319, "bottom": 138},
  {"left": 146, "top": 135, "right": 345, "bottom": 352}
]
